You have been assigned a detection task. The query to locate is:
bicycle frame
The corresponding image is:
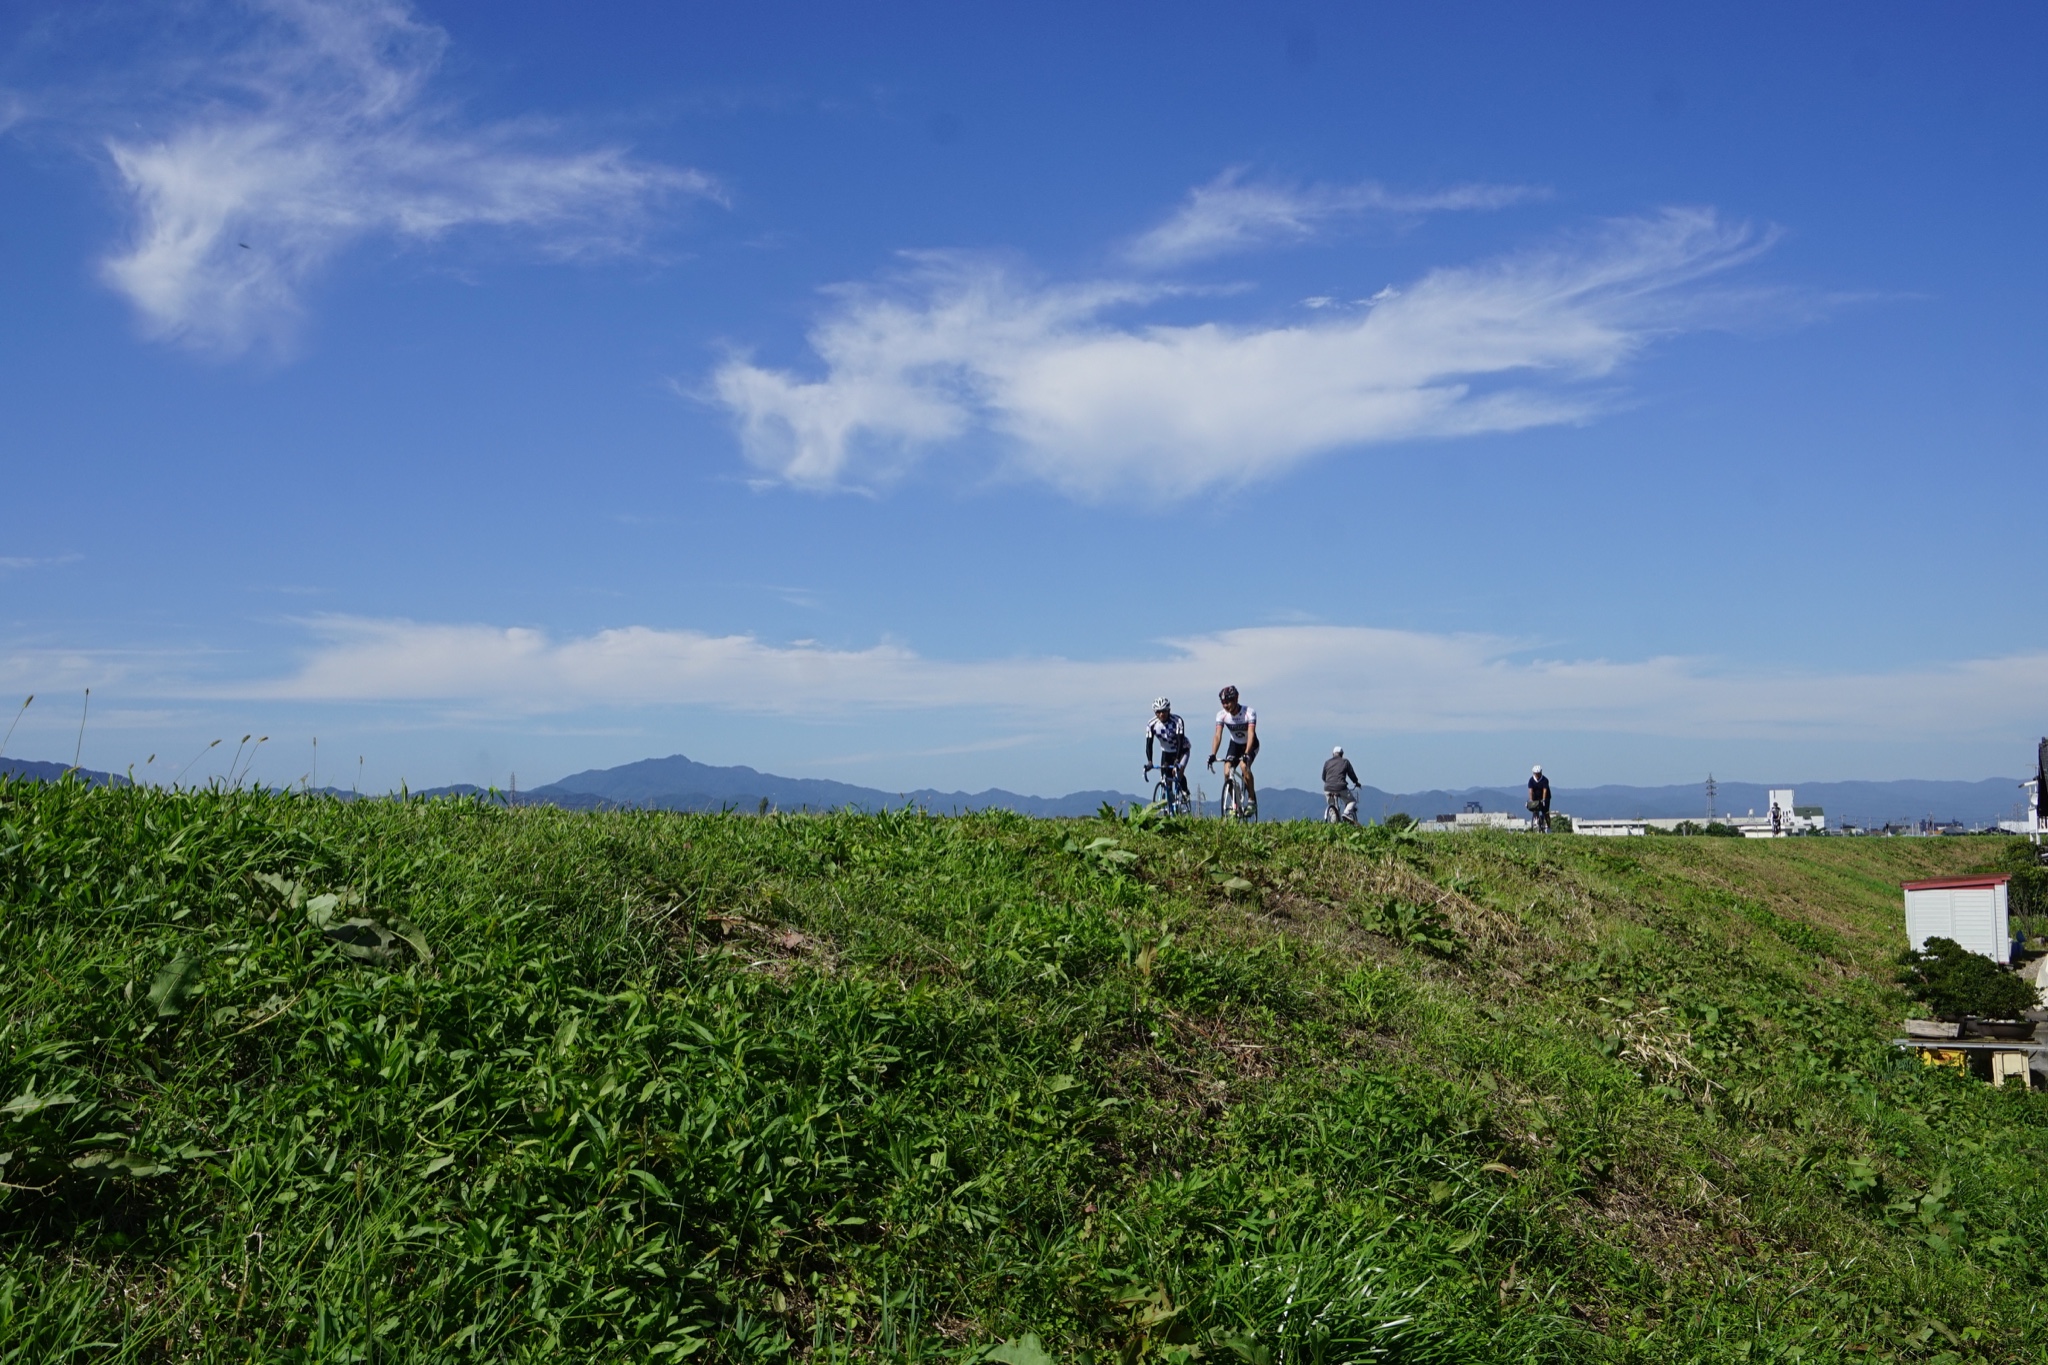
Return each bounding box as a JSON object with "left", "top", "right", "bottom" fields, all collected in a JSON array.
[
  {"left": 1146, "top": 757, "right": 1192, "bottom": 817},
  {"left": 1217, "top": 758, "right": 1257, "bottom": 822}
]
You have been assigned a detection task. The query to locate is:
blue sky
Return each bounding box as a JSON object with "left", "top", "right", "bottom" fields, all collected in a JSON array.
[{"left": 1, "top": 0, "right": 2043, "bottom": 797}]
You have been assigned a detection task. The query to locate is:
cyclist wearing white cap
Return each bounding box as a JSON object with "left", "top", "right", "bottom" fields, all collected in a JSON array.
[
  {"left": 1527, "top": 765, "right": 1552, "bottom": 833},
  {"left": 1144, "top": 698, "right": 1191, "bottom": 806},
  {"left": 1323, "top": 746, "right": 1361, "bottom": 824}
]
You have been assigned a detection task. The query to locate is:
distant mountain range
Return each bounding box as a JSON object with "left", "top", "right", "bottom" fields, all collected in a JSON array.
[
  {"left": 419, "top": 754, "right": 1136, "bottom": 819},
  {"left": 0, "top": 758, "right": 129, "bottom": 788},
  {"left": 419, "top": 754, "right": 2033, "bottom": 830},
  {"left": 5, "top": 752, "right": 2031, "bottom": 829}
]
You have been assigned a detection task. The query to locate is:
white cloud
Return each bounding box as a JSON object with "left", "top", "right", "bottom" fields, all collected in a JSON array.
[
  {"left": 98, "top": 0, "right": 717, "bottom": 354},
  {"left": 713, "top": 209, "right": 1773, "bottom": 500},
  {"left": 1126, "top": 167, "right": 1544, "bottom": 267},
  {"left": 0, "top": 553, "right": 82, "bottom": 571},
  {"left": 219, "top": 614, "right": 2048, "bottom": 745}
]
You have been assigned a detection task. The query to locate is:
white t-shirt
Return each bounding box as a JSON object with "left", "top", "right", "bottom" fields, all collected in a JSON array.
[{"left": 1216, "top": 706, "right": 1257, "bottom": 745}]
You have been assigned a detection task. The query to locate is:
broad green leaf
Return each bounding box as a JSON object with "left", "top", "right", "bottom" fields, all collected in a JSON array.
[
  {"left": 387, "top": 913, "right": 433, "bottom": 964},
  {"left": 148, "top": 954, "right": 198, "bottom": 1016},
  {"left": 984, "top": 1334, "right": 1057, "bottom": 1365},
  {"left": 2, "top": 1089, "right": 78, "bottom": 1118}
]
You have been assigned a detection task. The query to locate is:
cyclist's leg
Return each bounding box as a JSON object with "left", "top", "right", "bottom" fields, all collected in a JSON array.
[{"left": 1240, "top": 742, "right": 1258, "bottom": 797}]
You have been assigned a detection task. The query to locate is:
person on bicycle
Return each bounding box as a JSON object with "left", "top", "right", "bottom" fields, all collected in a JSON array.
[
  {"left": 1527, "top": 764, "right": 1552, "bottom": 833},
  {"left": 1143, "top": 698, "right": 1191, "bottom": 805},
  {"left": 1323, "top": 745, "right": 1361, "bottom": 823},
  {"left": 1207, "top": 685, "right": 1258, "bottom": 802}
]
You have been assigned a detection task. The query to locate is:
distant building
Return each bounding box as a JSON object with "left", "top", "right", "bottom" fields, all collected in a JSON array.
[
  {"left": 1572, "top": 788, "right": 1824, "bottom": 837},
  {"left": 2002, "top": 773, "right": 2042, "bottom": 838},
  {"left": 1413, "top": 800, "right": 1532, "bottom": 833},
  {"left": 1726, "top": 788, "right": 1824, "bottom": 837},
  {"left": 1572, "top": 818, "right": 1646, "bottom": 837}
]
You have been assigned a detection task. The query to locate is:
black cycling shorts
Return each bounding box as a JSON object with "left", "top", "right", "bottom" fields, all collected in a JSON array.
[{"left": 1224, "top": 739, "right": 1259, "bottom": 766}]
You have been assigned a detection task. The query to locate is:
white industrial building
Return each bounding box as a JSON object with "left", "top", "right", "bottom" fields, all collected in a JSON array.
[
  {"left": 1566, "top": 788, "right": 1822, "bottom": 838},
  {"left": 1413, "top": 807, "right": 1532, "bottom": 833},
  {"left": 1999, "top": 778, "right": 2041, "bottom": 838},
  {"left": 1730, "top": 789, "right": 1825, "bottom": 837},
  {"left": 1572, "top": 818, "right": 1646, "bottom": 837}
]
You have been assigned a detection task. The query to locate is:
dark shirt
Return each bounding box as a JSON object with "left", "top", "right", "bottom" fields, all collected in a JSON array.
[
  {"left": 1323, "top": 756, "right": 1360, "bottom": 792},
  {"left": 1527, "top": 774, "right": 1551, "bottom": 809}
]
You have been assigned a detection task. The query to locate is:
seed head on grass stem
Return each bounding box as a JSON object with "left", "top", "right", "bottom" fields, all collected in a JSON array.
[
  {"left": 70, "top": 688, "right": 89, "bottom": 773},
  {"left": 0, "top": 694, "right": 31, "bottom": 761},
  {"left": 174, "top": 738, "right": 223, "bottom": 788}
]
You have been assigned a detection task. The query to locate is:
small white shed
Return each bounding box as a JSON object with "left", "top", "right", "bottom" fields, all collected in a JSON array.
[{"left": 1903, "top": 875, "right": 2012, "bottom": 964}]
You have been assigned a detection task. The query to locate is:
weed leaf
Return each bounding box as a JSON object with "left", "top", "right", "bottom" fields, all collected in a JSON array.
[{"left": 148, "top": 954, "right": 198, "bottom": 1016}]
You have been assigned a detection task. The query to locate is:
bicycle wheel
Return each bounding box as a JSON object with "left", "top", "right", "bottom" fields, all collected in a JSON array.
[{"left": 1152, "top": 779, "right": 1173, "bottom": 811}]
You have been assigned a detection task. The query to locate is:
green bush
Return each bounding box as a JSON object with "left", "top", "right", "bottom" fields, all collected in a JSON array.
[
  {"left": 1995, "top": 839, "right": 2048, "bottom": 918},
  {"left": 1897, "top": 936, "right": 2040, "bottom": 1020}
]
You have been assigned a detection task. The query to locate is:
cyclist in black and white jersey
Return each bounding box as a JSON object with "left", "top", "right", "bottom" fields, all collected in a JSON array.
[
  {"left": 1207, "top": 685, "right": 1258, "bottom": 803},
  {"left": 1144, "top": 697, "right": 1191, "bottom": 804}
]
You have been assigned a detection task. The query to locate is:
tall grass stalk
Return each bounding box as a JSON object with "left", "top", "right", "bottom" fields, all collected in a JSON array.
[
  {"left": 0, "top": 694, "right": 29, "bottom": 761},
  {"left": 67, "top": 688, "right": 87, "bottom": 773}
]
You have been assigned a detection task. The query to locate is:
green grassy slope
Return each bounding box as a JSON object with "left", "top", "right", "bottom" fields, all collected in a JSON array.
[{"left": 3, "top": 781, "right": 2044, "bottom": 1364}]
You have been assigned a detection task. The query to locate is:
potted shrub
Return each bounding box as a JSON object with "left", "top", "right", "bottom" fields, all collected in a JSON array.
[{"left": 1897, "top": 936, "right": 2040, "bottom": 1037}]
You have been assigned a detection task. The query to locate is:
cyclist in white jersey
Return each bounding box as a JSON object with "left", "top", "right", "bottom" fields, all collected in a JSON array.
[
  {"left": 1206, "top": 685, "right": 1259, "bottom": 803},
  {"left": 1143, "top": 698, "right": 1190, "bottom": 804}
]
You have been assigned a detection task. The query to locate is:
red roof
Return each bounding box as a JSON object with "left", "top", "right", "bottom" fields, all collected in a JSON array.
[{"left": 1902, "top": 875, "right": 2011, "bottom": 891}]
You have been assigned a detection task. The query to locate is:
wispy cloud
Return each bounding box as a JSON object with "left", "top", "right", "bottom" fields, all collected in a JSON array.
[
  {"left": 1126, "top": 167, "right": 1545, "bottom": 266},
  {"left": 713, "top": 208, "right": 1776, "bottom": 500},
  {"left": 212, "top": 614, "right": 2048, "bottom": 745},
  {"left": 0, "top": 553, "right": 82, "bottom": 571},
  {"left": 96, "top": 0, "right": 718, "bottom": 354}
]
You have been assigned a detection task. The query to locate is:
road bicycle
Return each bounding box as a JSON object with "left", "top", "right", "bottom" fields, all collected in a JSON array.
[
  {"left": 1324, "top": 788, "right": 1360, "bottom": 825},
  {"left": 1217, "top": 762, "right": 1258, "bottom": 823},
  {"left": 1144, "top": 761, "right": 1193, "bottom": 818}
]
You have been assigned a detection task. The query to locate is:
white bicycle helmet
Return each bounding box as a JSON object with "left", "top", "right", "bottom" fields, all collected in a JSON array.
[
  {"left": 1153, "top": 697, "right": 1171, "bottom": 712},
  {"left": 1532, "top": 764, "right": 1543, "bottom": 775},
  {"left": 1332, "top": 746, "right": 1344, "bottom": 756}
]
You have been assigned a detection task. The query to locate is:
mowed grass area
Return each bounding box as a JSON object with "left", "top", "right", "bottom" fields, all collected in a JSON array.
[{"left": 4, "top": 780, "right": 2046, "bottom": 1364}]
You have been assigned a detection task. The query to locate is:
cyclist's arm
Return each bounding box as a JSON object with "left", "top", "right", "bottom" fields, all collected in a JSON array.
[{"left": 1145, "top": 733, "right": 1155, "bottom": 766}]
